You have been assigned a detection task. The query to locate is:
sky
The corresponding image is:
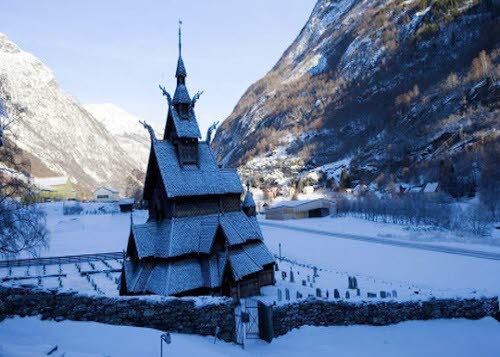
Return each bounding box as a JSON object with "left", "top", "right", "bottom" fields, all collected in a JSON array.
[{"left": 0, "top": 0, "right": 316, "bottom": 134}]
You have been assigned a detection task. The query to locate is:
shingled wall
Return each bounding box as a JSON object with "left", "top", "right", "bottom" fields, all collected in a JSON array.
[
  {"left": 0, "top": 286, "right": 236, "bottom": 342},
  {"left": 272, "top": 297, "right": 499, "bottom": 337}
]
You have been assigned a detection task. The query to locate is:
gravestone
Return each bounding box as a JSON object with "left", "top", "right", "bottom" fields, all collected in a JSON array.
[
  {"left": 285, "top": 288, "right": 290, "bottom": 301},
  {"left": 316, "top": 288, "right": 322, "bottom": 298},
  {"left": 348, "top": 277, "right": 353, "bottom": 289},
  {"left": 334, "top": 289, "right": 340, "bottom": 299},
  {"left": 352, "top": 277, "right": 358, "bottom": 289}
]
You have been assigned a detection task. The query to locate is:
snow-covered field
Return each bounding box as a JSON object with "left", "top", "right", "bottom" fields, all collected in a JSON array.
[
  {"left": 2, "top": 202, "right": 499, "bottom": 300},
  {"left": 1, "top": 202, "right": 499, "bottom": 355},
  {"left": 1, "top": 316, "right": 499, "bottom": 357}
]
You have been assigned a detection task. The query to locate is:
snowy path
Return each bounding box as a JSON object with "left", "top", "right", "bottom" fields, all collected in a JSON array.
[{"left": 260, "top": 221, "right": 500, "bottom": 261}]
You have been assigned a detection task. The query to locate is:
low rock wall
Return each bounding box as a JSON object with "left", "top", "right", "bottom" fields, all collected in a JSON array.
[
  {"left": 272, "top": 297, "right": 499, "bottom": 337},
  {"left": 0, "top": 286, "right": 236, "bottom": 341}
]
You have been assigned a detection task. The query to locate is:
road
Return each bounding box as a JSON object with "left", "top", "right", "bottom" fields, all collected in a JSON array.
[{"left": 260, "top": 221, "right": 500, "bottom": 261}]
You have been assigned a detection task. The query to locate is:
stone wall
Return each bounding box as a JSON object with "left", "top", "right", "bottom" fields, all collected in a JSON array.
[
  {"left": 0, "top": 286, "right": 236, "bottom": 341},
  {"left": 272, "top": 297, "right": 499, "bottom": 337}
]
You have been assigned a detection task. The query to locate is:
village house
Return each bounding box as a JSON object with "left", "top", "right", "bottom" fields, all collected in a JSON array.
[
  {"left": 120, "top": 27, "right": 275, "bottom": 299},
  {"left": 93, "top": 186, "right": 120, "bottom": 202},
  {"left": 265, "top": 198, "right": 335, "bottom": 220},
  {"left": 33, "top": 176, "right": 76, "bottom": 201}
]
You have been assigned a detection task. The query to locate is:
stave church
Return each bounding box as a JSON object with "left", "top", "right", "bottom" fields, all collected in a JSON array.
[{"left": 120, "top": 25, "right": 275, "bottom": 299}]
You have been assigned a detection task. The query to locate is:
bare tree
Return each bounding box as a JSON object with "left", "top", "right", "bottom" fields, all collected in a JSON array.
[{"left": 0, "top": 106, "right": 48, "bottom": 258}]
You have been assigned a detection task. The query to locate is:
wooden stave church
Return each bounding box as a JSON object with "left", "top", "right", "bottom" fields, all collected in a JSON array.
[{"left": 120, "top": 27, "right": 275, "bottom": 299}]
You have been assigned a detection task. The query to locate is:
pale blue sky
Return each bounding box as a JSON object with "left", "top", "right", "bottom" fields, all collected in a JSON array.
[{"left": 0, "top": 0, "right": 315, "bottom": 134}]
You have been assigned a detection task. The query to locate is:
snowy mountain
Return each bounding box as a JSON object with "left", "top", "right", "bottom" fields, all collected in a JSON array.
[
  {"left": 0, "top": 33, "right": 146, "bottom": 194},
  {"left": 213, "top": 0, "right": 499, "bottom": 188},
  {"left": 83, "top": 103, "right": 153, "bottom": 172}
]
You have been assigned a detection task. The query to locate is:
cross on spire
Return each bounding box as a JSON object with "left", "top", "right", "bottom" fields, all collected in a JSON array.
[
  {"left": 175, "top": 19, "right": 187, "bottom": 80},
  {"left": 178, "top": 19, "right": 182, "bottom": 56}
]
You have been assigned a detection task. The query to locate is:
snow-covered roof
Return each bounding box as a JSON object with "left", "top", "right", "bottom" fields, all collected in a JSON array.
[
  {"left": 130, "top": 211, "right": 263, "bottom": 260},
  {"left": 423, "top": 182, "right": 439, "bottom": 193},
  {"left": 176, "top": 55, "right": 187, "bottom": 78},
  {"left": 169, "top": 104, "right": 202, "bottom": 138},
  {"left": 95, "top": 186, "right": 119, "bottom": 194},
  {"left": 242, "top": 190, "right": 256, "bottom": 208},
  {"left": 33, "top": 182, "right": 56, "bottom": 192},
  {"left": 119, "top": 198, "right": 135, "bottom": 205},
  {"left": 172, "top": 84, "right": 191, "bottom": 105},
  {"left": 353, "top": 184, "right": 367, "bottom": 191},
  {"left": 124, "top": 239, "right": 273, "bottom": 295},
  {"left": 33, "top": 176, "right": 69, "bottom": 187},
  {"left": 270, "top": 198, "right": 333, "bottom": 209},
  {"left": 409, "top": 186, "right": 423, "bottom": 193},
  {"left": 149, "top": 140, "right": 243, "bottom": 198}
]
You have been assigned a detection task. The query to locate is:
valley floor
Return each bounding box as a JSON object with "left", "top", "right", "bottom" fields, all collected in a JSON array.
[
  {"left": 0, "top": 316, "right": 499, "bottom": 356},
  {"left": 1, "top": 203, "right": 499, "bottom": 355}
]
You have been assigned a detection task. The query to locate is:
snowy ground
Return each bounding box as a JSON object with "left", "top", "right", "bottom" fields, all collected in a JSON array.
[
  {"left": 2, "top": 203, "right": 498, "bottom": 301},
  {"left": 0, "top": 316, "right": 499, "bottom": 356},
  {"left": 259, "top": 215, "right": 500, "bottom": 251},
  {"left": 1, "top": 203, "right": 499, "bottom": 355}
]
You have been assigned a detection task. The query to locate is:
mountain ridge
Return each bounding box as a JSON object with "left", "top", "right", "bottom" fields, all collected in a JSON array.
[
  {"left": 213, "top": 0, "right": 499, "bottom": 190},
  {"left": 0, "top": 33, "right": 149, "bottom": 195}
]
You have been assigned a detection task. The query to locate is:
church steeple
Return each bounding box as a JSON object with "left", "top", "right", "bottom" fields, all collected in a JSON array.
[
  {"left": 175, "top": 20, "right": 187, "bottom": 84},
  {"left": 161, "top": 22, "right": 201, "bottom": 143}
]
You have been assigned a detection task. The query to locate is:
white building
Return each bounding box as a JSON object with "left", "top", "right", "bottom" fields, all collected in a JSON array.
[
  {"left": 93, "top": 186, "right": 120, "bottom": 202},
  {"left": 265, "top": 198, "right": 335, "bottom": 220}
]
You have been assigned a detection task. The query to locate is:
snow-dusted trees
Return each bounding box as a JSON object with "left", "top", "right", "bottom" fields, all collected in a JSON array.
[
  {"left": 337, "top": 192, "right": 492, "bottom": 236},
  {"left": 0, "top": 106, "right": 48, "bottom": 257},
  {"left": 479, "top": 141, "right": 500, "bottom": 220}
]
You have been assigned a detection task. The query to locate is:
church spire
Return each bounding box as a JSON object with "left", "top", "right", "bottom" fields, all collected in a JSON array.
[{"left": 176, "top": 20, "right": 187, "bottom": 81}]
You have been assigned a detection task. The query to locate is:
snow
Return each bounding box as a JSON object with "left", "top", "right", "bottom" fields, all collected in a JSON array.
[
  {"left": 0, "top": 316, "right": 499, "bottom": 356},
  {"left": 83, "top": 103, "right": 146, "bottom": 138},
  {"left": 259, "top": 217, "right": 500, "bottom": 296},
  {"left": 2, "top": 203, "right": 499, "bottom": 301},
  {"left": 423, "top": 182, "right": 439, "bottom": 193},
  {"left": 0, "top": 34, "right": 144, "bottom": 192},
  {"left": 33, "top": 177, "right": 69, "bottom": 187}
]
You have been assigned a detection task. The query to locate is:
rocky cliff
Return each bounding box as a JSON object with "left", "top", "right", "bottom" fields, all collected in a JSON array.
[{"left": 213, "top": 0, "right": 499, "bottom": 188}]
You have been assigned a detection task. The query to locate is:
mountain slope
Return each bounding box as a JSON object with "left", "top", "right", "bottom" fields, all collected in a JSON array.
[
  {"left": 0, "top": 33, "right": 144, "bottom": 194},
  {"left": 213, "top": 0, "right": 499, "bottom": 187},
  {"left": 83, "top": 103, "right": 152, "bottom": 172}
]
